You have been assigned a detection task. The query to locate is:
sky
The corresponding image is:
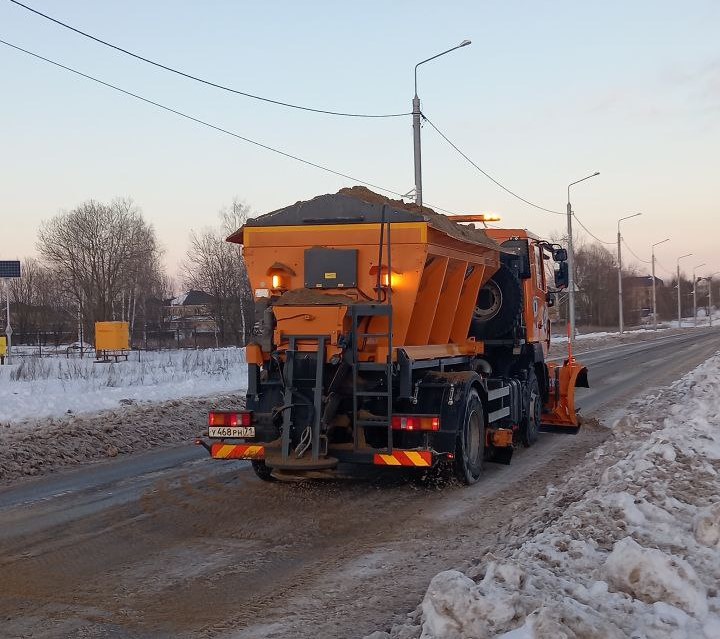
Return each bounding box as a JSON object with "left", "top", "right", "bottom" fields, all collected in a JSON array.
[{"left": 1, "top": 0, "right": 718, "bottom": 285}]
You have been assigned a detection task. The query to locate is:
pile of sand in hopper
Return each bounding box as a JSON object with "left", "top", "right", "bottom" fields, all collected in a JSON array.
[
  {"left": 241, "top": 185, "right": 503, "bottom": 251},
  {"left": 337, "top": 186, "right": 502, "bottom": 249}
]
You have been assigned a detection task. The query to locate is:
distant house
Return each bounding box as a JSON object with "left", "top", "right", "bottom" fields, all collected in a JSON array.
[
  {"left": 163, "top": 290, "right": 217, "bottom": 339},
  {"left": 623, "top": 275, "right": 664, "bottom": 316}
]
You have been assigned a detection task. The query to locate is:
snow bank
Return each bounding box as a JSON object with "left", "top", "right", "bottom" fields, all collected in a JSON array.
[
  {"left": 375, "top": 350, "right": 720, "bottom": 639},
  {"left": 0, "top": 348, "right": 248, "bottom": 424}
]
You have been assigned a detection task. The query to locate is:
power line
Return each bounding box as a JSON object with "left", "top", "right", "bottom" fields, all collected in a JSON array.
[
  {"left": 622, "top": 238, "right": 651, "bottom": 264},
  {"left": 573, "top": 214, "right": 614, "bottom": 245},
  {"left": 420, "top": 112, "right": 565, "bottom": 216},
  {"left": 0, "top": 39, "right": 414, "bottom": 198},
  {"left": 8, "top": 0, "right": 410, "bottom": 119},
  {"left": 1, "top": 38, "right": 466, "bottom": 218}
]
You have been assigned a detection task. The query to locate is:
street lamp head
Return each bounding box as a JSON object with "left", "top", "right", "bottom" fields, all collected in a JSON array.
[
  {"left": 414, "top": 40, "right": 473, "bottom": 95},
  {"left": 568, "top": 171, "right": 601, "bottom": 199},
  {"left": 619, "top": 212, "right": 642, "bottom": 224}
]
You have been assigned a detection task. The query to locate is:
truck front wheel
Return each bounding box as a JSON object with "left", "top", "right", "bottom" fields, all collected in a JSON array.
[
  {"left": 454, "top": 389, "right": 485, "bottom": 485},
  {"left": 520, "top": 370, "right": 541, "bottom": 447}
]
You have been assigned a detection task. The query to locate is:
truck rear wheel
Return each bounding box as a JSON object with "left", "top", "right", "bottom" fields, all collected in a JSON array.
[
  {"left": 251, "top": 460, "right": 276, "bottom": 482},
  {"left": 454, "top": 389, "right": 485, "bottom": 485}
]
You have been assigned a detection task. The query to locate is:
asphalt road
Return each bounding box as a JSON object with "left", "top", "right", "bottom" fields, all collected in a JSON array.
[{"left": 0, "top": 328, "right": 718, "bottom": 639}]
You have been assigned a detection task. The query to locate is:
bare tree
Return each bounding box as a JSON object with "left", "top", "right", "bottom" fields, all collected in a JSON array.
[
  {"left": 37, "top": 198, "right": 164, "bottom": 340},
  {"left": 183, "top": 199, "right": 254, "bottom": 346},
  {"left": 8, "top": 258, "right": 77, "bottom": 343}
]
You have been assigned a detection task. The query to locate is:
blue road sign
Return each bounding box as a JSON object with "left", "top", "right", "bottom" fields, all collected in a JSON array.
[{"left": 0, "top": 261, "right": 21, "bottom": 278}]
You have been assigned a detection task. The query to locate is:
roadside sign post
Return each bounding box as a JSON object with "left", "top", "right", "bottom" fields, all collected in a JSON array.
[{"left": 0, "top": 260, "right": 21, "bottom": 363}]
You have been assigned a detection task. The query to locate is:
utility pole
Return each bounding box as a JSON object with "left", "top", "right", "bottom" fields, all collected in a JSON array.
[
  {"left": 692, "top": 263, "right": 705, "bottom": 328},
  {"left": 617, "top": 213, "right": 641, "bottom": 334},
  {"left": 651, "top": 238, "right": 669, "bottom": 331},
  {"left": 412, "top": 40, "right": 471, "bottom": 207},
  {"left": 567, "top": 172, "right": 600, "bottom": 338},
  {"left": 412, "top": 94, "right": 422, "bottom": 207},
  {"left": 4, "top": 279, "right": 11, "bottom": 359},
  {"left": 617, "top": 231, "right": 622, "bottom": 333},
  {"left": 710, "top": 273, "right": 719, "bottom": 327},
  {"left": 677, "top": 253, "right": 692, "bottom": 328},
  {"left": 566, "top": 200, "right": 575, "bottom": 336}
]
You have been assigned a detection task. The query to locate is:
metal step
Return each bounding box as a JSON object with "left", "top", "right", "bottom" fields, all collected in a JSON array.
[{"left": 355, "top": 391, "right": 390, "bottom": 397}]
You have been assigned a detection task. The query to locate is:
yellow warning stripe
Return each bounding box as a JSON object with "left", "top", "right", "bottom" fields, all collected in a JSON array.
[
  {"left": 374, "top": 451, "right": 433, "bottom": 467},
  {"left": 405, "top": 451, "right": 431, "bottom": 467},
  {"left": 212, "top": 444, "right": 264, "bottom": 459},
  {"left": 215, "top": 444, "right": 236, "bottom": 459}
]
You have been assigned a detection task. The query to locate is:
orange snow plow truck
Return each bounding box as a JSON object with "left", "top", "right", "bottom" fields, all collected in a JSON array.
[{"left": 196, "top": 187, "right": 588, "bottom": 483}]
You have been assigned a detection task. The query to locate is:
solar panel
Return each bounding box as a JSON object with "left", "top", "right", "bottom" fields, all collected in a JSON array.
[{"left": 0, "top": 261, "right": 21, "bottom": 278}]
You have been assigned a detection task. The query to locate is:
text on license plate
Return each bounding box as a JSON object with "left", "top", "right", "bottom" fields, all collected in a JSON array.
[{"left": 208, "top": 426, "right": 256, "bottom": 438}]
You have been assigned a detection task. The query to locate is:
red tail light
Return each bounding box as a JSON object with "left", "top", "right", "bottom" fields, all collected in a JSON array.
[
  {"left": 391, "top": 415, "right": 440, "bottom": 431},
  {"left": 208, "top": 411, "right": 253, "bottom": 427}
]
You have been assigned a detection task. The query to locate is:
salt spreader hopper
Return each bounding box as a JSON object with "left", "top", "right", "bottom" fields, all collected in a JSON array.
[{"left": 196, "top": 187, "right": 588, "bottom": 482}]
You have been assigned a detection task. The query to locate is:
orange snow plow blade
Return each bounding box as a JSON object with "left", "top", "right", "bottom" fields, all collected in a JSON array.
[{"left": 542, "top": 359, "right": 589, "bottom": 429}]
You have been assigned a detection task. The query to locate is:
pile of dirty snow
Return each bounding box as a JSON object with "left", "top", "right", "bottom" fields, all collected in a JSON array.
[
  {"left": 0, "top": 348, "right": 248, "bottom": 424},
  {"left": 371, "top": 350, "right": 720, "bottom": 638},
  {"left": 0, "top": 392, "right": 246, "bottom": 485}
]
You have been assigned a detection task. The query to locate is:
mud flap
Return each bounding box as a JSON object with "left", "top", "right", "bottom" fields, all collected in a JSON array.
[
  {"left": 541, "top": 359, "right": 588, "bottom": 429},
  {"left": 488, "top": 447, "right": 513, "bottom": 465},
  {"left": 486, "top": 427, "right": 514, "bottom": 465}
]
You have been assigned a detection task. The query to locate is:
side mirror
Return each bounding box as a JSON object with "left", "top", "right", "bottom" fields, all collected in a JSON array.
[
  {"left": 555, "top": 262, "right": 569, "bottom": 289},
  {"left": 553, "top": 248, "right": 568, "bottom": 262}
]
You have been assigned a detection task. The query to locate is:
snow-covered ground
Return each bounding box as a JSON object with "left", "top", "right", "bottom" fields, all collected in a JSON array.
[
  {"left": 551, "top": 312, "right": 720, "bottom": 343},
  {"left": 551, "top": 327, "right": 665, "bottom": 344},
  {"left": 373, "top": 350, "right": 720, "bottom": 639},
  {"left": 0, "top": 348, "right": 248, "bottom": 424}
]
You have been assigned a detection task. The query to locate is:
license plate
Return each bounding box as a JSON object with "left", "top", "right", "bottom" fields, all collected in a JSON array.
[{"left": 208, "top": 426, "right": 256, "bottom": 438}]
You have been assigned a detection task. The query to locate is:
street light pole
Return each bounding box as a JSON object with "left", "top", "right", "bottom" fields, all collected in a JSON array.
[
  {"left": 566, "top": 172, "right": 600, "bottom": 338},
  {"left": 692, "top": 263, "right": 706, "bottom": 327},
  {"left": 651, "top": 238, "right": 669, "bottom": 331},
  {"left": 4, "top": 279, "right": 10, "bottom": 360},
  {"left": 413, "top": 40, "right": 471, "bottom": 208},
  {"left": 617, "top": 213, "right": 642, "bottom": 334},
  {"left": 677, "top": 253, "right": 692, "bottom": 328},
  {"left": 708, "top": 272, "right": 720, "bottom": 327},
  {"left": 697, "top": 272, "right": 719, "bottom": 328}
]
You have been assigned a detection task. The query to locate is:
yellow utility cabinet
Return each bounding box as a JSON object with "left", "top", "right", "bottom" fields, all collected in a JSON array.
[{"left": 95, "top": 321, "right": 130, "bottom": 352}]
